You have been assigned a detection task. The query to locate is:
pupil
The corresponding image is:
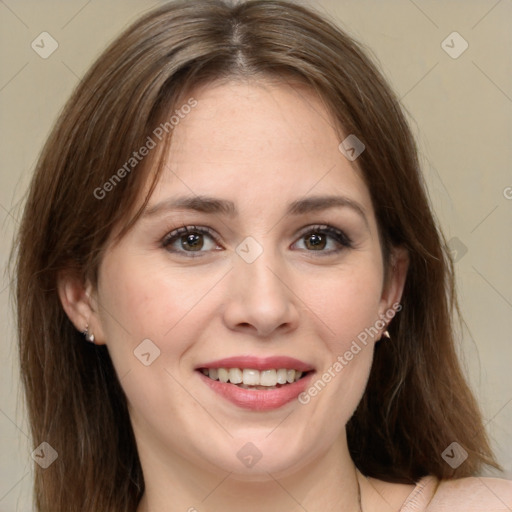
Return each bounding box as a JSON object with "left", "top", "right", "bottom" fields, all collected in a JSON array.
[
  {"left": 306, "top": 233, "right": 325, "bottom": 250},
  {"left": 183, "top": 233, "right": 203, "bottom": 251}
]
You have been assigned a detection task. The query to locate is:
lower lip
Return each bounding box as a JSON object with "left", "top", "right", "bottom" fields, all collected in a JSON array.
[{"left": 198, "top": 371, "right": 314, "bottom": 411}]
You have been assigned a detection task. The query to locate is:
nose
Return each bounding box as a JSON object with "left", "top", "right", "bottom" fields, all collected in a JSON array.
[{"left": 222, "top": 246, "right": 300, "bottom": 338}]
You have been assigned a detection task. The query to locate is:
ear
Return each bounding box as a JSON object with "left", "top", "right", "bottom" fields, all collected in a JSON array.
[
  {"left": 378, "top": 245, "right": 409, "bottom": 326},
  {"left": 57, "top": 270, "right": 106, "bottom": 345}
]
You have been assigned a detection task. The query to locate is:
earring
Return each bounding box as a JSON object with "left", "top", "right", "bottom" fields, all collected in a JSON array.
[
  {"left": 83, "top": 324, "right": 95, "bottom": 344},
  {"left": 381, "top": 330, "right": 391, "bottom": 340}
]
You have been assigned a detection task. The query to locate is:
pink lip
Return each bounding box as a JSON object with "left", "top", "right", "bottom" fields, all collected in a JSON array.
[
  {"left": 197, "top": 371, "right": 314, "bottom": 411},
  {"left": 196, "top": 355, "right": 314, "bottom": 372}
]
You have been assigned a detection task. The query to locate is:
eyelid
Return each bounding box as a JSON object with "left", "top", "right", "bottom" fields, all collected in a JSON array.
[
  {"left": 162, "top": 225, "right": 217, "bottom": 244},
  {"left": 160, "top": 223, "right": 353, "bottom": 257},
  {"left": 161, "top": 225, "right": 222, "bottom": 257},
  {"left": 295, "top": 224, "right": 352, "bottom": 245},
  {"left": 292, "top": 224, "right": 353, "bottom": 254}
]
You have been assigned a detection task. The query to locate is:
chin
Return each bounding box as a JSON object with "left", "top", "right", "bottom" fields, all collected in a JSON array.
[{"left": 198, "top": 433, "right": 322, "bottom": 481}]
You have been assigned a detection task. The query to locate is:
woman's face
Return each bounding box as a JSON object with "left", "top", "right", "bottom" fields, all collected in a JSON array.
[{"left": 91, "top": 79, "right": 406, "bottom": 478}]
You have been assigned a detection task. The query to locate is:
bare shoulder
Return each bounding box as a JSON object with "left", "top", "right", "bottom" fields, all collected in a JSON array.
[
  {"left": 360, "top": 473, "right": 512, "bottom": 511},
  {"left": 427, "top": 476, "right": 512, "bottom": 511}
]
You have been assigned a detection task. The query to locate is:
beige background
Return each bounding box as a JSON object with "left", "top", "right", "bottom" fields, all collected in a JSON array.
[{"left": 1, "top": 0, "right": 511, "bottom": 509}]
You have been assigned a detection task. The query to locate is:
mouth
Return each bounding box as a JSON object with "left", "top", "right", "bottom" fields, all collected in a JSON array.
[
  {"left": 198, "top": 367, "right": 310, "bottom": 390},
  {"left": 195, "top": 356, "right": 315, "bottom": 410}
]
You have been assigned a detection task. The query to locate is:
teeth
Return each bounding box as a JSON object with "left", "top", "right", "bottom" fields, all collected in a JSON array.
[
  {"left": 218, "top": 368, "right": 229, "bottom": 383},
  {"left": 242, "top": 369, "right": 260, "bottom": 386},
  {"left": 276, "top": 368, "right": 288, "bottom": 384},
  {"left": 228, "top": 368, "right": 243, "bottom": 384},
  {"left": 201, "top": 367, "right": 307, "bottom": 386},
  {"left": 260, "top": 369, "right": 277, "bottom": 387}
]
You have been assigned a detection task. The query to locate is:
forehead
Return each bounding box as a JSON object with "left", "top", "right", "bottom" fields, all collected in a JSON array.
[{"left": 148, "top": 79, "right": 374, "bottom": 217}]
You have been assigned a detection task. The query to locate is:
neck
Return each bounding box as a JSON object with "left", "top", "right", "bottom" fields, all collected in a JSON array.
[{"left": 137, "top": 434, "right": 361, "bottom": 512}]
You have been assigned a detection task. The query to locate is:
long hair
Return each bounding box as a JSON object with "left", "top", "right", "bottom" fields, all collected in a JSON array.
[{"left": 12, "top": 0, "right": 498, "bottom": 510}]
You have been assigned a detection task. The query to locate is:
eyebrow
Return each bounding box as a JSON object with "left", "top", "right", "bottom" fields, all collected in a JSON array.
[{"left": 143, "top": 194, "right": 368, "bottom": 225}]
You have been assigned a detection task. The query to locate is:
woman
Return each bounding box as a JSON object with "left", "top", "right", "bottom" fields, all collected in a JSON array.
[{"left": 12, "top": 0, "right": 511, "bottom": 511}]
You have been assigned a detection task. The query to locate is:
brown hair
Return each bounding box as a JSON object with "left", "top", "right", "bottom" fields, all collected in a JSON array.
[{"left": 12, "top": 0, "right": 498, "bottom": 510}]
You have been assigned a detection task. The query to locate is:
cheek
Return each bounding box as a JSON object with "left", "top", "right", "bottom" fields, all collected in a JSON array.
[
  {"left": 296, "top": 262, "right": 383, "bottom": 415},
  {"left": 96, "top": 252, "right": 232, "bottom": 388},
  {"left": 96, "top": 255, "right": 206, "bottom": 419},
  {"left": 304, "top": 262, "right": 384, "bottom": 349},
  {"left": 98, "top": 254, "right": 220, "bottom": 342}
]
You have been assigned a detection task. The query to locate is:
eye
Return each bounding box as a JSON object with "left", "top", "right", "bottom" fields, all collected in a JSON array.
[
  {"left": 162, "top": 225, "right": 221, "bottom": 257},
  {"left": 161, "top": 223, "right": 352, "bottom": 258},
  {"left": 292, "top": 224, "right": 352, "bottom": 255}
]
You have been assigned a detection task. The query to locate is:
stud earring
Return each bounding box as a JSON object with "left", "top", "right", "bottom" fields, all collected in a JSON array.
[
  {"left": 381, "top": 330, "right": 391, "bottom": 340},
  {"left": 83, "top": 324, "right": 95, "bottom": 344}
]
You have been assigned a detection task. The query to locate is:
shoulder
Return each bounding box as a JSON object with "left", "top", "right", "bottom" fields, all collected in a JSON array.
[
  {"left": 361, "top": 473, "right": 512, "bottom": 511},
  {"left": 425, "top": 476, "right": 512, "bottom": 511}
]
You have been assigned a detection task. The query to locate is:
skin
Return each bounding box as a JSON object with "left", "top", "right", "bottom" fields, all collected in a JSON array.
[{"left": 59, "top": 79, "right": 412, "bottom": 511}]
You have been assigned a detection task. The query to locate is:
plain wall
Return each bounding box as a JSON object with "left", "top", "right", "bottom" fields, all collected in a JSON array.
[{"left": 1, "top": 0, "right": 510, "bottom": 509}]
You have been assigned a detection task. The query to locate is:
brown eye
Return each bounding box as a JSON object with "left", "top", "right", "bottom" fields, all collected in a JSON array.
[
  {"left": 293, "top": 225, "right": 353, "bottom": 255},
  {"left": 304, "top": 233, "right": 327, "bottom": 250},
  {"left": 162, "top": 226, "right": 220, "bottom": 257},
  {"left": 181, "top": 233, "right": 204, "bottom": 251}
]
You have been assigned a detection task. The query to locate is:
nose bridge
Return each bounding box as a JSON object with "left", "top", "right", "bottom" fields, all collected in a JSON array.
[
  {"left": 235, "top": 238, "right": 286, "bottom": 302},
  {"left": 224, "top": 236, "right": 299, "bottom": 336}
]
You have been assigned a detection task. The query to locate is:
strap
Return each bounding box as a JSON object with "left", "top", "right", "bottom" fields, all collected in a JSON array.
[{"left": 399, "top": 476, "right": 440, "bottom": 511}]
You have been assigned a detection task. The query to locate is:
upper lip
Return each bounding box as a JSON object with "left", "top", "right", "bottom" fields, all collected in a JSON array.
[{"left": 196, "top": 356, "right": 314, "bottom": 372}]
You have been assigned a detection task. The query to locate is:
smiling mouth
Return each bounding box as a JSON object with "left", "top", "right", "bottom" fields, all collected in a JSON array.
[{"left": 198, "top": 368, "right": 310, "bottom": 390}]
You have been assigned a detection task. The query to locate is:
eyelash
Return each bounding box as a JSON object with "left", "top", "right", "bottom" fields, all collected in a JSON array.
[{"left": 161, "top": 224, "right": 353, "bottom": 258}]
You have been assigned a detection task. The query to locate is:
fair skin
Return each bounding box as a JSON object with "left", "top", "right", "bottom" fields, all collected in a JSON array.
[{"left": 59, "top": 79, "right": 413, "bottom": 511}]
